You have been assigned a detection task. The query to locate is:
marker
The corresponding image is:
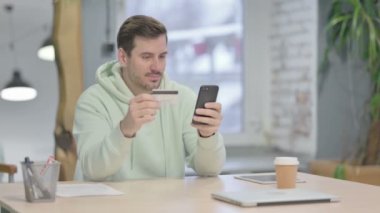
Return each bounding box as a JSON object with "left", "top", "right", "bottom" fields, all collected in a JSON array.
[
  {"left": 40, "top": 155, "right": 55, "bottom": 175},
  {"left": 24, "top": 157, "right": 39, "bottom": 199}
]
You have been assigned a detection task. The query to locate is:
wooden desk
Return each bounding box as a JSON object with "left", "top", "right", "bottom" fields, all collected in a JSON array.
[{"left": 0, "top": 173, "right": 380, "bottom": 213}]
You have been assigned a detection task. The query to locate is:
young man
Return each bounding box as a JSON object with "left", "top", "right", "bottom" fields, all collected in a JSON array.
[{"left": 73, "top": 15, "right": 225, "bottom": 181}]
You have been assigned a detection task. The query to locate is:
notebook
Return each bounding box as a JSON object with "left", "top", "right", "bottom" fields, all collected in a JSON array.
[
  {"left": 212, "top": 188, "right": 339, "bottom": 207},
  {"left": 234, "top": 174, "right": 306, "bottom": 184}
]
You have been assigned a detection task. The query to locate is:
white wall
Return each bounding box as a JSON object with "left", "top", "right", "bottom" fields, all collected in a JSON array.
[
  {"left": 267, "top": 0, "right": 318, "bottom": 156},
  {"left": 0, "top": 1, "right": 57, "bottom": 182},
  {"left": 244, "top": 0, "right": 318, "bottom": 157}
]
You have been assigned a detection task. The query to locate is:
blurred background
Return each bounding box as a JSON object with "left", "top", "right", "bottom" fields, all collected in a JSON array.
[{"left": 0, "top": 0, "right": 375, "bottom": 183}]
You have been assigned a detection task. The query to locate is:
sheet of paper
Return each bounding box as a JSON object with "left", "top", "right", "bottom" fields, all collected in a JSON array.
[{"left": 56, "top": 183, "right": 124, "bottom": 197}]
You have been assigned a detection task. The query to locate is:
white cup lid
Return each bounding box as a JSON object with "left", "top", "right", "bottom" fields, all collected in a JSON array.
[{"left": 274, "top": 157, "right": 299, "bottom": 165}]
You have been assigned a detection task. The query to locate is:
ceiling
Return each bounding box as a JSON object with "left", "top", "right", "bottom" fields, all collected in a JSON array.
[
  {"left": 0, "top": 0, "right": 53, "bottom": 81},
  {"left": 0, "top": 0, "right": 56, "bottom": 104}
]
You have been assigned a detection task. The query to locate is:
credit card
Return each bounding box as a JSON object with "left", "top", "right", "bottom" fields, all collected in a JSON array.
[{"left": 151, "top": 89, "right": 178, "bottom": 104}]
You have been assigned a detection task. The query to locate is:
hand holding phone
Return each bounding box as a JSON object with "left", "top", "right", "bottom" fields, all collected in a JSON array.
[{"left": 192, "top": 85, "right": 219, "bottom": 125}]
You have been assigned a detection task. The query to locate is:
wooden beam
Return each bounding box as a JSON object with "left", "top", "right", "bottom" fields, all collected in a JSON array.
[{"left": 53, "top": 0, "right": 83, "bottom": 181}]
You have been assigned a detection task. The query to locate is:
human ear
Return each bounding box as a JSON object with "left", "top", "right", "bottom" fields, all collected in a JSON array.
[{"left": 117, "top": 48, "right": 128, "bottom": 66}]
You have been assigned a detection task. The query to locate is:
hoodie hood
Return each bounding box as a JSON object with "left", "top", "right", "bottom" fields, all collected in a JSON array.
[
  {"left": 95, "top": 60, "right": 169, "bottom": 104},
  {"left": 96, "top": 61, "right": 132, "bottom": 104}
]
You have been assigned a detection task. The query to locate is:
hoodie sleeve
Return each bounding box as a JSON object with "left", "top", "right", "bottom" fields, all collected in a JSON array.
[
  {"left": 182, "top": 89, "right": 226, "bottom": 176},
  {"left": 189, "top": 133, "right": 226, "bottom": 176},
  {"left": 73, "top": 87, "right": 132, "bottom": 181}
]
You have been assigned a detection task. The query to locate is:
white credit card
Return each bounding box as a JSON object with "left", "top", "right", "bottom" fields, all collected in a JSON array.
[{"left": 151, "top": 89, "right": 178, "bottom": 104}]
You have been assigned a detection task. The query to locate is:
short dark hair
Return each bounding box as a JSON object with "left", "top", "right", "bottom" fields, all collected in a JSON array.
[{"left": 117, "top": 15, "right": 167, "bottom": 56}]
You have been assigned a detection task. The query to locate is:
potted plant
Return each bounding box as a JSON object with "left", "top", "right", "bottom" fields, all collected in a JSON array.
[{"left": 310, "top": 0, "right": 380, "bottom": 185}]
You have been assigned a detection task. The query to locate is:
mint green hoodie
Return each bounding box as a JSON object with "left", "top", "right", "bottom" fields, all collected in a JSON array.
[{"left": 73, "top": 61, "right": 225, "bottom": 181}]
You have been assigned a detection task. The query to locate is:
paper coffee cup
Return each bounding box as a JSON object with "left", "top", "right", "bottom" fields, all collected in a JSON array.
[{"left": 274, "top": 157, "right": 299, "bottom": 189}]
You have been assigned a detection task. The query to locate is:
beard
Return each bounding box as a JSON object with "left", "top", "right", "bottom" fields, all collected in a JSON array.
[{"left": 127, "top": 68, "right": 162, "bottom": 92}]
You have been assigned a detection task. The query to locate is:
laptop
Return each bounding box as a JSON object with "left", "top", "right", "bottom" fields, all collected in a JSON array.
[{"left": 212, "top": 188, "right": 339, "bottom": 207}]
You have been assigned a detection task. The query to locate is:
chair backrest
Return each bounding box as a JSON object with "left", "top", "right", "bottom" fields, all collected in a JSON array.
[{"left": 0, "top": 163, "right": 17, "bottom": 183}]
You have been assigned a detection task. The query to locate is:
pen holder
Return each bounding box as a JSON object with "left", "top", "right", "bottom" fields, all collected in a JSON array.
[{"left": 21, "top": 161, "right": 60, "bottom": 202}]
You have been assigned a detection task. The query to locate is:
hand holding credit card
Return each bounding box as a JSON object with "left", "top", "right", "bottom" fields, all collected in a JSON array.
[{"left": 151, "top": 89, "right": 178, "bottom": 104}]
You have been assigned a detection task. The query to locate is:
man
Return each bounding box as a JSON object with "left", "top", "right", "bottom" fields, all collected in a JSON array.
[{"left": 73, "top": 15, "right": 225, "bottom": 181}]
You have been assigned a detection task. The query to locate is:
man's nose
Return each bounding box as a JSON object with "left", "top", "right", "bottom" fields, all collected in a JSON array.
[{"left": 150, "top": 57, "right": 163, "bottom": 70}]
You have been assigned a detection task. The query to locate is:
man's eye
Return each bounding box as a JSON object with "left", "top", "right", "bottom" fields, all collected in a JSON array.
[{"left": 142, "top": 55, "right": 151, "bottom": 59}]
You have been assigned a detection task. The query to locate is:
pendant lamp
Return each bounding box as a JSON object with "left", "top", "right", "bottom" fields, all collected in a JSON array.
[
  {"left": 1, "top": 71, "right": 37, "bottom": 101},
  {"left": 1, "top": 4, "right": 37, "bottom": 102},
  {"left": 37, "top": 36, "right": 55, "bottom": 61}
]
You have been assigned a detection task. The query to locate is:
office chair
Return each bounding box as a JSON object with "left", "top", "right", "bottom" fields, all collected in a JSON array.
[{"left": 0, "top": 163, "right": 17, "bottom": 183}]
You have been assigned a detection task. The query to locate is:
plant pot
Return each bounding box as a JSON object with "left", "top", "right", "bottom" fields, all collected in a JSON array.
[{"left": 309, "top": 160, "right": 380, "bottom": 186}]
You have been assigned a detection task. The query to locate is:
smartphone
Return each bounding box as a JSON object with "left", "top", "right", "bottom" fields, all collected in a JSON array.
[{"left": 192, "top": 85, "right": 219, "bottom": 125}]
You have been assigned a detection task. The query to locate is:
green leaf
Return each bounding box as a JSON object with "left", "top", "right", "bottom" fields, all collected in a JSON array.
[
  {"left": 375, "top": 65, "right": 380, "bottom": 92},
  {"left": 367, "top": 19, "right": 379, "bottom": 73},
  {"left": 338, "top": 17, "right": 350, "bottom": 50},
  {"left": 351, "top": 0, "right": 360, "bottom": 32},
  {"left": 334, "top": 164, "right": 346, "bottom": 180},
  {"left": 370, "top": 93, "right": 380, "bottom": 120},
  {"left": 326, "top": 15, "right": 351, "bottom": 32},
  {"left": 363, "top": 0, "right": 377, "bottom": 18}
]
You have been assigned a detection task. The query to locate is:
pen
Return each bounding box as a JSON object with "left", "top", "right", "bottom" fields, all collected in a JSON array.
[
  {"left": 24, "top": 157, "right": 39, "bottom": 199},
  {"left": 40, "top": 155, "right": 55, "bottom": 175}
]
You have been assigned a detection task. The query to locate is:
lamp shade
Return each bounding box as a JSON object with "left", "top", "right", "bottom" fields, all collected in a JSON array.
[
  {"left": 1, "top": 70, "right": 37, "bottom": 101},
  {"left": 37, "top": 37, "right": 55, "bottom": 61}
]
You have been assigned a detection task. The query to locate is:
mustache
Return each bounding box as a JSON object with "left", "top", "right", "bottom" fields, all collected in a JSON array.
[{"left": 145, "top": 72, "right": 162, "bottom": 77}]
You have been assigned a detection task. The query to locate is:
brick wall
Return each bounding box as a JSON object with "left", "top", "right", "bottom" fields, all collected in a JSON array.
[{"left": 269, "top": 0, "right": 317, "bottom": 154}]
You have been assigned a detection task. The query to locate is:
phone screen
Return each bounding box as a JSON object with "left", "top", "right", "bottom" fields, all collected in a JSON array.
[{"left": 192, "top": 85, "right": 219, "bottom": 125}]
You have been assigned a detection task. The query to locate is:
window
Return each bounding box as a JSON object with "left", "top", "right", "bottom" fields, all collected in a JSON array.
[{"left": 123, "top": 0, "right": 243, "bottom": 135}]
